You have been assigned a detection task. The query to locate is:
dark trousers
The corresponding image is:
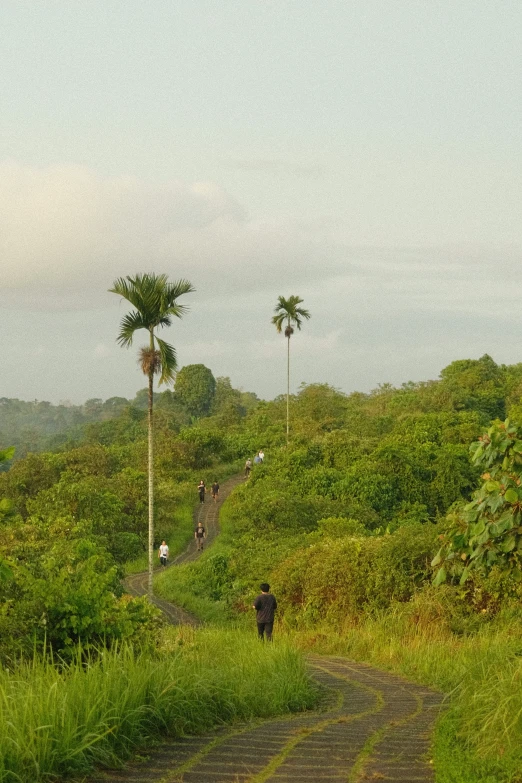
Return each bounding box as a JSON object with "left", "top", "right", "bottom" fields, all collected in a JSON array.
[
  {"left": 160, "top": 556, "right": 167, "bottom": 567},
  {"left": 257, "top": 621, "right": 274, "bottom": 641}
]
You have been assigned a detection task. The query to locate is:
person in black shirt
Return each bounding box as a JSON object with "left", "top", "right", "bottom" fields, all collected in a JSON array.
[
  {"left": 197, "top": 480, "right": 206, "bottom": 503},
  {"left": 253, "top": 583, "right": 277, "bottom": 641},
  {"left": 195, "top": 521, "right": 206, "bottom": 551}
]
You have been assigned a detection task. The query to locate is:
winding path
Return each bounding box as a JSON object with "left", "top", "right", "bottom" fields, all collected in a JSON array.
[{"left": 89, "top": 475, "right": 443, "bottom": 783}]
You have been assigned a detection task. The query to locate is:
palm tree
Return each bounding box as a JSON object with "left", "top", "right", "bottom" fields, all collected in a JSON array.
[
  {"left": 272, "top": 295, "right": 311, "bottom": 445},
  {"left": 110, "top": 273, "right": 194, "bottom": 598}
]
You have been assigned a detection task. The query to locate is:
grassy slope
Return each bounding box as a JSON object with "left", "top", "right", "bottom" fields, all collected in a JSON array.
[{"left": 0, "top": 629, "right": 316, "bottom": 783}]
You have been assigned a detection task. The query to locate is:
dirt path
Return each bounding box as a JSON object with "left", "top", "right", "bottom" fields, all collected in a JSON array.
[{"left": 89, "top": 474, "right": 443, "bottom": 783}]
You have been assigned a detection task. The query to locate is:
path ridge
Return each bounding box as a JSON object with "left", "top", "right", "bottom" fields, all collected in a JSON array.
[{"left": 89, "top": 474, "right": 443, "bottom": 783}]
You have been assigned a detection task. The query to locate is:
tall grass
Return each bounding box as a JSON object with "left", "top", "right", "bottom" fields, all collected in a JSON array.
[{"left": 0, "top": 628, "right": 316, "bottom": 783}]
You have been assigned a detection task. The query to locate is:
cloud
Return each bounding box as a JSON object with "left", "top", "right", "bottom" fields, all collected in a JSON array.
[
  {"left": 1, "top": 161, "right": 520, "bottom": 329},
  {"left": 0, "top": 161, "right": 350, "bottom": 310}
]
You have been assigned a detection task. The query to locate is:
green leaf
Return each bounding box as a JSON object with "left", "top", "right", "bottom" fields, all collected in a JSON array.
[
  {"left": 513, "top": 441, "right": 522, "bottom": 453},
  {"left": 504, "top": 489, "right": 518, "bottom": 503},
  {"left": 471, "top": 520, "right": 486, "bottom": 537},
  {"left": 459, "top": 567, "right": 470, "bottom": 585},
  {"left": 486, "top": 480, "right": 500, "bottom": 492},
  {"left": 431, "top": 549, "right": 443, "bottom": 567},
  {"left": 500, "top": 535, "right": 517, "bottom": 553},
  {"left": 433, "top": 567, "right": 447, "bottom": 586}
]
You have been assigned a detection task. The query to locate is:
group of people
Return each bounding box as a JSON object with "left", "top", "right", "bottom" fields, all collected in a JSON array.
[
  {"left": 245, "top": 449, "right": 264, "bottom": 477},
  {"left": 157, "top": 518, "right": 208, "bottom": 567},
  {"left": 159, "top": 456, "right": 278, "bottom": 640},
  {"left": 197, "top": 479, "right": 220, "bottom": 503}
]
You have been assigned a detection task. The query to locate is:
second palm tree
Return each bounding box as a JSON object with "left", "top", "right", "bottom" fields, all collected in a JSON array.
[{"left": 272, "top": 295, "right": 311, "bottom": 445}]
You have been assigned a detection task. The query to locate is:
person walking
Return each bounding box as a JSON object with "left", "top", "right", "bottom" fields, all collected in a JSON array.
[
  {"left": 253, "top": 583, "right": 277, "bottom": 641},
  {"left": 244, "top": 458, "right": 252, "bottom": 478},
  {"left": 211, "top": 480, "right": 220, "bottom": 503},
  {"left": 197, "top": 480, "right": 206, "bottom": 503},
  {"left": 259, "top": 449, "right": 265, "bottom": 463},
  {"left": 195, "top": 521, "right": 206, "bottom": 551},
  {"left": 254, "top": 452, "right": 262, "bottom": 465},
  {"left": 158, "top": 540, "right": 169, "bottom": 567}
]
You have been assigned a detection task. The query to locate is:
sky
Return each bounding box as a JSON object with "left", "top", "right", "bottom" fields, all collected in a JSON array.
[{"left": 1, "top": 1, "right": 521, "bottom": 404}]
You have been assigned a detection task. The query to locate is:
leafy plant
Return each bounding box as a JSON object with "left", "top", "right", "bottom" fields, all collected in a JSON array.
[{"left": 433, "top": 419, "right": 522, "bottom": 586}]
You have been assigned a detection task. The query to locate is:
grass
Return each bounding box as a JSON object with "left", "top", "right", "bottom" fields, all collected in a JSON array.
[
  {"left": 124, "top": 495, "right": 193, "bottom": 575},
  {"left": 0, "top": 627, "right": 317, "bottom": 783}
]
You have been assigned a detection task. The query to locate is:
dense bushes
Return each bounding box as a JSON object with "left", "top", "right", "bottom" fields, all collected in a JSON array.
[{"left": 274, "top": 524, "right": 439, "bottom": 625}]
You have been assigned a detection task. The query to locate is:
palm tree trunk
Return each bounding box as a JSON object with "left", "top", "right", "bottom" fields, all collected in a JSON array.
[
  {"left": 147, "top": 329, "right": 154, "bottom": 599},
  {"left": 286, "top": 333, "right": 290, "bottom": 446}
]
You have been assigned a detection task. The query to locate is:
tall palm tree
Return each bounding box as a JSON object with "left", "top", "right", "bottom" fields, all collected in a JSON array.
[
  {"left": 110, "top": 273, "right": 194, "bottom": 598},
  {"left": 272, "top": 295, "right": 311, "bottom": 445}
]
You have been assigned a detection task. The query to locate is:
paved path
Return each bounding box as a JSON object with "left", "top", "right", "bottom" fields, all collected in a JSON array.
[
  {"left": 124, "top": 474, "right": 245, "bottom": 624},
  {"left": 89, "top": 474, "right": 443, "bottom": 783}
]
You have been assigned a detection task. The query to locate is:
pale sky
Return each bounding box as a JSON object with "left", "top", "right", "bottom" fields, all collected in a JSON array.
[{"left": 1, "top": 1, "right": 521, "bottom": 403}]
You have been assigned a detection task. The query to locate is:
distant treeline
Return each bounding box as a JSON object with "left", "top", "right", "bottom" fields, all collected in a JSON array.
[{"left": 0, "top": 366, "right": 259, "bottom": 462}]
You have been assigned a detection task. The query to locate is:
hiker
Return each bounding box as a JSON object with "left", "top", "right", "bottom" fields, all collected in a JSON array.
[
  {"left": 244, "top": 458, "right": 252, "bottom": 478},
  {"left": 252, "top": 583, "right": 278, "bottom": 641},
  {"left": 197, "top": 479, "right": 206, "bottom": 503},
  {"left": 259, "top": 449, "right": 264, "bottom": 463},
  {"left": 195, "top": 521, "right": 206, "bottom": 551},
  {"left": 211, "top": 479, "right": 220, "bottom": 503},
  {"left": 158, "top": 540, "right": 169, "bottom": 567},
  {"left": 254, "top": 452, "right": 262, "bottom": 465}
]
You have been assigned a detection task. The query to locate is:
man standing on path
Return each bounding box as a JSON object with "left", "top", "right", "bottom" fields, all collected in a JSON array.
[
  {"left": 244, "top": 458, "right": 252, "bottom": 478},
  {"left": 253, "top": 583, "right": 277, "bottom": 641},
  {"left": 158, "top": 540, "right": 169, "bottom": 567},
  {"left": 197, "top": 480, "right": 206, "bottom": 503},
  {"left": 195, "top": 521, "right": 206, "bottom": 551}
]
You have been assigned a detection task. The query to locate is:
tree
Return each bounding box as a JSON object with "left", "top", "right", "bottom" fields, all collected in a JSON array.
[
  {"left": 272, "top": 295, "right": 311, "bottom": 445},
  {"left": 109, "top": 273, "right": 194, "bottom": 597},
  {"left": 175, "top": 364, "right": 216, "bottom": 417},
  {"left": 432, "top": 419, "right": 522, "bottom": 586}
]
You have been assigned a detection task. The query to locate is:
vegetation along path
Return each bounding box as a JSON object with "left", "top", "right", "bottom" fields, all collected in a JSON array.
[{"left": 92, "top": 476, "right": 443, "bottom": 783}]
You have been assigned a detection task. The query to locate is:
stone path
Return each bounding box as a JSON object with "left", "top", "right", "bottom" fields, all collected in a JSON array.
[{"left": 88, "top": 474, "right": 443, "bottom": 783}]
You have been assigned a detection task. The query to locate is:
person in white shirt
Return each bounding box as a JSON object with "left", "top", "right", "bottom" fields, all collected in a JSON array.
[{"left": 158, "top": 540, "right": 169, "bottom": 567}]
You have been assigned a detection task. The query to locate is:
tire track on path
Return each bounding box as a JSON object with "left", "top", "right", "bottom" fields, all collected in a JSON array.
[{"left": 88, "top": 473, "right": 443, "bottom": 783}]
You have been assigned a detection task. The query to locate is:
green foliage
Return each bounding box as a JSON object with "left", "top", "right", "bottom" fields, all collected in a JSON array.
[
  {"left": 275, "top": 524, "right": 438, "bottom": 626},
  {"left": 110, "top": 273, "right": 195, "bottom": 385},
  {"left": 175, "top": 363, "right": 217, "bottom": 417},
  {"left": 0, "top": 629, "right": 315, "bottom": 783},
  {"left": 434, "top": 419, "right": 522, "bottom": 586},
  {"left": 439, "top": 354, "right": 506, "bottom": 420},
  {"left": 272, "top": 294, "right": 311, "bottom": 334}
]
